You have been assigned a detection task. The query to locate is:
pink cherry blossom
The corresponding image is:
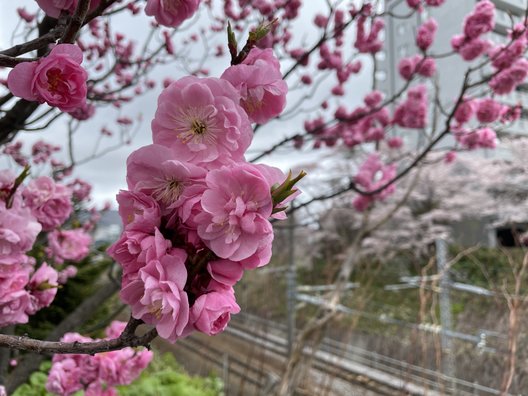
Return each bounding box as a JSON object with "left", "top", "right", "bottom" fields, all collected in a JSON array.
[
  {"left": 454, "top": 98, "right": 475, "bottom": 124},
  {"left": 190, "top": 287, "right": 240, "bottom": 335},
  {"left": 475, "top": 98, "right": 505, "bottom": 124},
  {"left": 195, "top": 163, "right": 274, "bottom": 263},
  {"left": 121, "top": 251, "right": 189, "bottom": 342},
  {"left": 406, "top": 0, "right": 421, "bottom": 8},
  {"left": 0, "top": 262, "right": 32, "bottom": 327},
  {"left": 8, "top": 44, "right": 88, "bottom": 112},
  {"left": 116, "top": 190, "right": 161, "bottom": 231},
  {"left": 107, "top": 228, "right": 172, "bottom": 284},
  {"left": 46, "top": 358, "right": 84, "bottom": 396},
  {"left": 463, "top": 0, "right": 495, "bottom": 39},
  {"left": 415, "top": 57, "right": 436, "bottom": 77},
  {"left": 151, "top": 77, "right": 252, "bottom": 166},
  {"left": 27, "top": 263, "right": 59, "bottom": 314},
  {"left": 57, "top": 265, "right": 77, "bottom": 284},
  {"left": 145, "top": 0, "right": 201, "bottom": 28},
  {"left": 125, "top": 144, "right": 206, "bottom": 210},
  {"left": 355, "top": 16, "right": 384, "bottom": 54},
  {"left": 31, "top": 140, "right": 60, "bottom": 164},
  {"left": 207, "top": 259, "right": 244, "bottom": 286},
  {"left": 489, "top": 59, "right": 528, "bottom": 95},
  {"left": 452, "top": 36, "right": 491, "bottom": 61},
  {"left": 416, "top": 18, "right": 438, "bottom": 51},
  {"left": 35, "top": 0, "right": 101, "bottom": 18},
  {"left": 47, "top": 229, "right": 92, "bottom": 264},
  {"left": 353, "top": 154, "right": 397, "bottom": 212},
  {"left": 221, "top": 48, "right": 288, "bottom": 124},
  {"left": 17, "top": 7, "right": 36, "bottom": 23},
  {"left": 393, "top": 84, "right": 428, "bottom": 129},
  {"left": 23, "top": 176, "right": 72, "bottom": 231},
  {"left": 387, "top": 137, "right": 403, "bottom": 149},
  {"left": 68, "top": 102, "right": 95, "bottom": 121},
  {"left": 398, "top": 57, "right": 416, "bottom": 80},
  {"left": 66, "top": 178, "right": 92, "bottom": 202},
  {"left": 425, "top": 0, "right": 445, "bottom": 5},
  {"left": 47, "top": 325, "right": 152, "bottom": 395},
  {"left": 489, "top": 35, "right": 527, "bottom": 70},
  {"left": 455, "top": 127, "right": 497, "bottom": 150},
  {"left": 0, "top": 199, "right": 41, "bottom": 259},
  {"left": 105, "top": 321, "right": 127, "bottom": 339}
]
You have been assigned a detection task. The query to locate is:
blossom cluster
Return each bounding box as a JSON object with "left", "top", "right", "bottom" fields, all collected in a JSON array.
[
  {"left": 0, "top": 150, "right": 95, "bottom": 328},
  {"left": 46, "top": 321, "right": 153, "bottom": 396},
  {"left": 108, "top": 46, "right": 296, "bottom": 342},
  {"left": 447, "top": 1, "right": 528, "bottom": 150},
  {"left": 353, "top": 155, "right": 397, "bottom": 212}
]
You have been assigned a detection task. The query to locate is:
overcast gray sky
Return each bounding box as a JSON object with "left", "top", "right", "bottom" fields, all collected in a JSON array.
[{"left": 0, "top": 1, "right": 372, "bottom": 206}]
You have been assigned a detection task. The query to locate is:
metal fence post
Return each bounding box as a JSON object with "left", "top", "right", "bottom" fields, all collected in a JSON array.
[
  {"left": 436, "top": 238, "right": 457, "bottom": 387},
  {"left": 286, "top": 204, "right": 296, "bottom": 356},
  {"left": 222, "top": 352, "right": 229, "bottom": 394}
]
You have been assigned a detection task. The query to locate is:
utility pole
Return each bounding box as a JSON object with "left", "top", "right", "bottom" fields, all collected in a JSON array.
[
  {"left": 436, "top": 238, "right": 456, "bottom": 383},
  {"left": 286, "top": 204, "right": 296, "bottom": 356}
]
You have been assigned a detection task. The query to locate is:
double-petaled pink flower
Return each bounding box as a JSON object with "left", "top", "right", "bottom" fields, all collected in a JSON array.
[
  {"left": 145, "top": 0, "right": 201, "bottom": 27},
  {"left": 126, "top": 144, "right": 206, "bottom": 211},
  {"left": 190, "top": 286, "right": 240, "bottom": 335},
  {"left": 195, "top": 163, "right": 274, "bottom": 265},
  {"left": 35, "top": 0, "right": 101, "bottom": 18},
  {"left": 8, "top": 44, "right": 88, "bottom": 112},
  {"left": 47, "top": 229, "right": 92, "bottom": 264},
  {"left": 151, "top": 77, "right": 252, "bottom": 166},
  {"left": 221, "top": 48, "right": 288, "bottom": 124},
  {"left": 22, "top": 176, "right": 72, "bottom": 231},
  {"left": 121, "top": 251, "right": 189, "bottom": 342}
]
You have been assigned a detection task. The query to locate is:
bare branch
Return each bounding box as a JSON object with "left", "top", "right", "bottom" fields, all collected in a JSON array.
[{"left": 0, "top": 316, "right": 157, "bottom": 355}]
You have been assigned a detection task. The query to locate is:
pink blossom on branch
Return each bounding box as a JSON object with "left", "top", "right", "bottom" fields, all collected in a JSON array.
[
  {"left": 145, "top": 0, "right": 201, "bottom": 27},
  {"left": 7, "top": 44, "right": 88, "bottom": 112},
  {"left": 195, "top": 163, "right": 274, "bottom": 264},
  {"left": 151, "top": 77, "right": 252, "bottom": 166},
  {"left": 475, "top": 98, "right": 506, "bottom": 124},
  {"left": 0, "top": 198, "right": 41, "bottom": 259},
  {"left": 190, "top": 286, "right": 240, "bottom": 335},
  {"left": 116, "top": 190, "right": 161, "bottom": 232},
  {"left": 207, "top": 259, "right": 244, "bottom": 286},
  {"left": 22, "top": 176, "right": 72, "bottom": 231},
  {"left": 353, "top": 154, "right": 397, "bottom": 212},
  {"left": 454, "top": 98, "right": 476, "bottom": 125},
  {"left": 463, "top": 0, "right": 495, "bottom": 39},
  {"left": 393, "top": 84, "right": 428, "bottom": 129},
  {"left": 35, "top": 0, "right": 101, "bottom": 18},
  {"left": 47, "top": 229, "right": 92, "bottom": 264},
  {"left": 451, "top": 35, "right": 491, "bottom": 61},
  {"left": 46, "top": 323, "right": 152, "bottom": 395},
  {"left": 0, "top": 262, "right": 32, "bottom": 327},
  {"left": 354, "top": 15, "right": 384, "bottom": 54},
  {"left": 120, "top": 251, "right": 190, "bottom": 343},
  {"left": 454, "top": 127, "right": 498, "bottom": 150},
  {"left": 26, "top": 263, "right": 59, "bottom": 314},
  {"left": 125, "top": 144, "right": 206, "bottom": 211},
  {"left": 416, "top": 18, "right": 438, "bottom": 51},
  {"left": 221, "top": 48, "right": 288, "bottom": 124},
  {"left": 489, "top": 59, "right": 528, "bottom": 95}
]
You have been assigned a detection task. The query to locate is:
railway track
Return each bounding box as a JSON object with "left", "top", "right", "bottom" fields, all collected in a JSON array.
[{"left": 163, "top": 312, "right": 507, "bottom": 395}]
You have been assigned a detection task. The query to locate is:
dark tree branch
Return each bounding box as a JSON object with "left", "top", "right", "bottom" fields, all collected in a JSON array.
[
  {"left": 0, "top": 16, "right": 66, "bottom": 58},
  {"left": 0, "top": 55, "right": 37, "bottom": 68},
  {"left": 0, "top": 323, "right": 157, "bottom": 355},
  {"left": 61, "top": 0, "right": 92, "bottom": 44}
]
